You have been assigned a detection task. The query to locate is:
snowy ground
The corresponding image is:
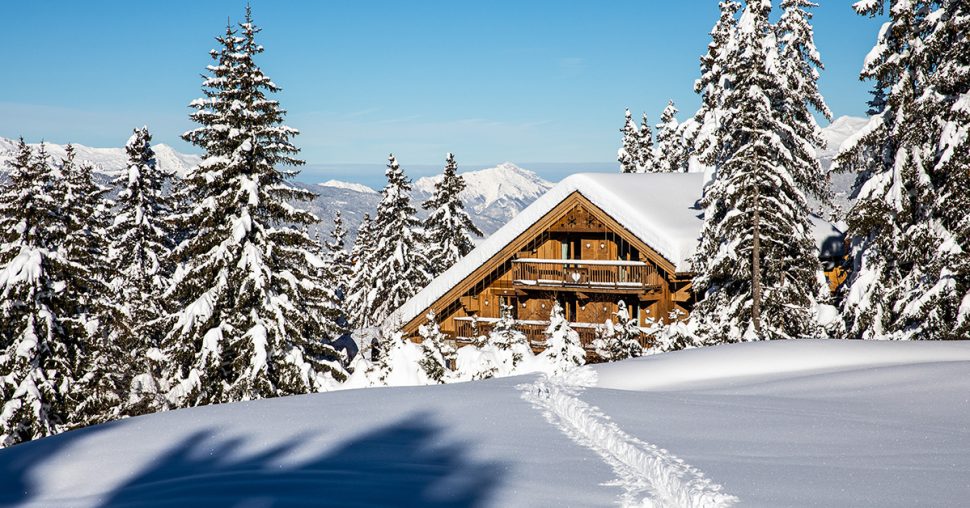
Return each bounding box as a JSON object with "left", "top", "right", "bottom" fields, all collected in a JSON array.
[{"left": 1, "top": 340, "right": 968, "bottom": 507}]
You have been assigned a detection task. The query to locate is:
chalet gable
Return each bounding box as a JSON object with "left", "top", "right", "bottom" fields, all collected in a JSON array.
[{"left": 391, "top": 173, "right": 708, "bottom": 333}]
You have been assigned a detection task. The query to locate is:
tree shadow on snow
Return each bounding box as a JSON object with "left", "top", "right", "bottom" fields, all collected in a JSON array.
[
  {"left": 96, "top": 413, "right": 503, "bottom": 507},
  {"left": 0, "top": 421, "right": 113, "bottom": 507}
]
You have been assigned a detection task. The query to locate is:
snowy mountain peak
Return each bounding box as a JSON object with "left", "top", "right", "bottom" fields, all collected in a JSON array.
[
  {"left": 408, "top": 162, "right": 552, "bottom": 235},
  {"left": 414, "top": 162, "right": 552, "bottom": 211},
  {"left": 152, "top": 144, "right": 203, "bottom": 178},
  {"left": 319, "top": 179, "right": 377, "bottom": 194},
  {"left": 820, "top": 116, "right": 870, "bottom": 154}
]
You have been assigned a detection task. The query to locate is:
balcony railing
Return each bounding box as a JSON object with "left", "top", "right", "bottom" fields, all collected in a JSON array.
[
  {"left": 453, "top": 317, "right": 649, "bottom": 350},
  {"left": 511, "top": 258, "right": 659, "bottom": 292}
]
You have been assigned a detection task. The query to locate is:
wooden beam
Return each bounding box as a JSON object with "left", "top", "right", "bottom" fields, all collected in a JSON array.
[
  {"left": 514, "top": 283, "right": 649, "bottom": 295},
  {"left": 459, "top": 295, "right": 479, "bottom": 312},
  {"left": 671, "top": 285, "right": 693, "bottom": 303}
]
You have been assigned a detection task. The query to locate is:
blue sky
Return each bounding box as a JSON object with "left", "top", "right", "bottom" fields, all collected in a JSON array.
[{"left": 1, "top": 1, "right": 883, "bottom": 184}]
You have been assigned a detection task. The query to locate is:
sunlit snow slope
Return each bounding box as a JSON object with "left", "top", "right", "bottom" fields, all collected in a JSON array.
[{"left": 1, "top": 340, "right": 967, "bottom": 507}]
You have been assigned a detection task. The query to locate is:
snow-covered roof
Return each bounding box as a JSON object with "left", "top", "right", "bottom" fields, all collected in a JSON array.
[{"left": 391, "top": 172, "right": 843, "bottom": 328}]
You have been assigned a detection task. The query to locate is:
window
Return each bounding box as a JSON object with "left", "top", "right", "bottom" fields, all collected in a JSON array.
[{"left": 500, "top": 295, "right": 518, "bottom": 319}]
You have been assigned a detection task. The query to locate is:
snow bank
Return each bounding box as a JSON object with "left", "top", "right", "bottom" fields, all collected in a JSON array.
[
  {"left": 2, "top": 340, "right": 969, "bottom": 506},
  {"left": 594, "top": 338, "right": 970, "bottom": 392}
]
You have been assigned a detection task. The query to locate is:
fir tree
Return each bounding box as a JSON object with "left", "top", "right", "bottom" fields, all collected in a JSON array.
[
  {"left": 373, "top": 328, "right": 408, "bottom": 385},
  {"left": 776, "top": 0, "right": 833, "bottom": 204},
  {"left": 164, "top": 7, "right": 345, "bottom": 407},
  {"left": 58, "top": 145, "right": 112, "bottom": 282},
  {"left": 617, "top": 109, "right": 640, "bottom": 173},
  {"left": 422, "top": 153, "right": 483, "bottom": 279},
  {"left": 104, "top": 127, "right": 175, "bottom": 416},
  {"left": 323, "top": 211, "right": 354, "bottom": 335},
  {"left": 346, "top": 213, "right": 376, "bottom": 328},
  {"left": 487, "top": 301, "right": 531, "bottom": 369},
  {"left": 923, "top": 0, "right": 970, "bottom": 337},
  {"left": 417, "top": 311, "right": 455, "bottom": 383},
  {"left": 691, "top": 0, "right": 826, "bottom": 342},
  {"left": 836, "top": 0, "right": 970, "bottom": 339},
  {"left": 0, "top": 142, "right": 78, "bottom": 445},
  {"left": 327, "top": 211, "right": 352, "bottom": 295},
  {"left": 655, "top": 101, "right": 686, "bottom": 173},
  {"left": 688, "top": 0, "right": 742, "bottom": 171},
  {"left": 56, "top": 146, "right": 127, "bottom": 429},
  {"left": 367, "top": 155, "right": 432, "bottom": 324},
  {"left": 637, "top": 112, "right": 656, "bottom": 172},
  {"left": 540, "top": 301, "right": 585, "bottom": 373},
  {"left": 593, "top": 300, "right": 643, "bottom": 361}
]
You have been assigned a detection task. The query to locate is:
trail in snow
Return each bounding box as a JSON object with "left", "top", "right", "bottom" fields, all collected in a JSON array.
[{"left": 519, "top": 368, "right": 738, "bottom": 508}]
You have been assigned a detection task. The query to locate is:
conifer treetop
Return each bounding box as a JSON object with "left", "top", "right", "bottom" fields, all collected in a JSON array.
[{"left": 422, "top": 152, "right": 483, "bottom": 278}]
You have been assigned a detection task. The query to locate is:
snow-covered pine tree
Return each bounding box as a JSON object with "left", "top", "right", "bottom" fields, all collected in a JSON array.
[
  {"left": 422, "top": 153, "right": 483, "bottom": 278},
  {"left": 540, "top": 301, "right": 585, "bottom": 373},
  {"left": 636, "top": 112, "right": 656, "bottom": 173},
  {"left": 775, "top": 0, "right": 833, "bottom": 205},
  {"left": 0, "top": 141, "right": 79, "bottom": 445},
  {"left": 164, "top": 8, "right": 345, "bottom": 407},
  {"left": 655, "top": 101, "right": 686, "bottom": 173},
  {"left": 617, "top": 109, "right": 640, "bottom": 173},
  {"left": 417, "top": 311, "right": 455, "bottom": 383},
  {"left": 55, "top": 145, "right": 130, "bottom": 429},
  {"left": 105, "top": 127, "right": 176, "bottom": 416},
  {"left": 593, "top": 300, "right": 643, "bottom": 361},
  {"left": 373, "top": 327, "right": 410, "bottom": 385},
  {"left": 691, "top": 0, "right": 825, "bottom": 343},
  {"left": 648, "top": 309, "right": 698, "bottom": 352},
  {"left": 487, "top": 301, "right": 531, "bottom": 369},
  {"left": 346, "top": 213, "right": 376, "bottom": 328},
  {"left": 688, "top": 1, "right": 741, "bottom": 172},
  {"left": 367, "top": 155, "right": 432, "bottom": 323},
  {"left": 324, "top": 210, "right": 353, "bottom": 302},
  {"left": 836, "top": 0, "right": 970, "bottom": 340},
  {"left": 923, "top": 0, "right": 970, "bottom": 337},
  {"left": 58, "top": 146, "right": 111, "bottom": 278}
]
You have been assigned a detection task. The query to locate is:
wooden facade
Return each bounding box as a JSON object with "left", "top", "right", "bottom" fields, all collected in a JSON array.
[{"left": 400, "top": 192, "right": 695, "bottom": 355}]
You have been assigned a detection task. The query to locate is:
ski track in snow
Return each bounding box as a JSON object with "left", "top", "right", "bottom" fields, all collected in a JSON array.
[{"left": 519, "top": 368, "right": 738, "bottom": 508}]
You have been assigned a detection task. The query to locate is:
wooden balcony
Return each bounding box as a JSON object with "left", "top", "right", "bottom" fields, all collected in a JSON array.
[
  {"left": 453, "top": 317, "right": 649, "bottom": 351},
  {"left": 511, "top": 258, "right": 660, "bottom": 294}
]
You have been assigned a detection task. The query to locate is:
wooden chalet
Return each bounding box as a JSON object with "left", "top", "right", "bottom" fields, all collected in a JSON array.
[{"left": 390, "top": 173, "right": 845, "bottom": 356}]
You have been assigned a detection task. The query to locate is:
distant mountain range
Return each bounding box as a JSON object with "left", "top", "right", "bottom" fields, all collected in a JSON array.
[
  {"left": 312, "top": 162, "right": 553, "bottom": 240},
  {"left": 0, "top": 137, "right": 202, "bottom": 180},
  {"left": 0, "top": 116, "right": 867, "bottom": 243}
]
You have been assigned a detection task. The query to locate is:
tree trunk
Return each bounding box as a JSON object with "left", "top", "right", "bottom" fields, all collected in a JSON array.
[{"left": 752, "top": 182, "right": 763, "bottom": 337}]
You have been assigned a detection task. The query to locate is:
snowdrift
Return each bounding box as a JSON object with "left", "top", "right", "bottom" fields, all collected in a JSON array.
[
  {"left": 595, "top": 338, "right": 970, "bottom": 391},
  {"left": 1, "top": 339, "right": 968, "bottom": 507}
]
